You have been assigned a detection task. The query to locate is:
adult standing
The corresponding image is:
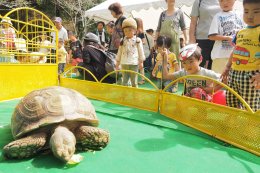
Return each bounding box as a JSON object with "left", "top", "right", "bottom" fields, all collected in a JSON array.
[
  {"left": 155, "top": 0, "right": 188, "bottom": 59},
  {"left": 189, "top": 0, "right": 221, "bottom": 69},
  {"left": 108, "top": 2, "right": 126, "bottom": 54},
  {"left": 105, "top": 21, "right": 115, "bottom": 50},
  {"left": 49, "top": 17, "right": 68, "bottom": 63},
  {"left": 95, "top": 21, "right": 109, "bottom": 47}
]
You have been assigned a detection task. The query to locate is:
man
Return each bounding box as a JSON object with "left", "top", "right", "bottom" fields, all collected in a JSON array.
[{"left": 49, "top": 17, "right": 68, "bottom": 63}]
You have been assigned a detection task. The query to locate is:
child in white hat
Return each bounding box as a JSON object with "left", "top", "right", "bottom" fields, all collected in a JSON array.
[
  {"left": 115, "top": 17, "right": 145, "bottom": 87},
  {"left": 0, "top": 17, "right": 17, "bottom": 62}
]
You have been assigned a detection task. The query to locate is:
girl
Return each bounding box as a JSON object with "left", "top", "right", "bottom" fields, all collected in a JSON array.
[{"left": 115, "top": 17, "right": 145, "bottom": 87}]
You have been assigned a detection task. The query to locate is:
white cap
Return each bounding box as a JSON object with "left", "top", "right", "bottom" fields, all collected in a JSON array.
[
  {"left": 179, "top": 44, "right": 198, "bottom": 61},
  {"left": 1, "top": 17, "right": 12, "bottom": 25}
]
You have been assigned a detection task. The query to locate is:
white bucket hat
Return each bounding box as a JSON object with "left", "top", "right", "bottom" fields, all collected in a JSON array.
[
  {"left": 179, "top": 44, "right": 199, "bottom": 61},
  {"left": 1, "top": 17, "right": 12, "bottom": 25}
]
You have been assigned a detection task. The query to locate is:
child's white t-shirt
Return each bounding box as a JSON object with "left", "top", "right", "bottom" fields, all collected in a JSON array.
[
  {"left": 208, "top": 10, "right": 244, "bottom": 59},
  {"left": 173, "top": 67, "right": 220, "bottom": 93}
]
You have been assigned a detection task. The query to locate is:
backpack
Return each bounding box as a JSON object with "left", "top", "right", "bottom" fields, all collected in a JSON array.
[
  {"left": 88, "top": 45, "right": 117, "bottom": 78},
  {"left": 103, "top": 51, "right": 117, "bottom": 75}
]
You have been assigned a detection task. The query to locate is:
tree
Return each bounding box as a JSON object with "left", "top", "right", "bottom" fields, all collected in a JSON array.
[
  {"left": 50, "top": 0, "right": 104, "bottom": 40},
  {"left": 0, "top": 0, "right": 34, "bottom": 8}
]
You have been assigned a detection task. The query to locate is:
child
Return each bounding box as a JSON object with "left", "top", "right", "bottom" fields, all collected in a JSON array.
[
  {"left": 57, "top": 38, "right": 67, "bottom": 74},
  {"left": 38, "top": 32, "right": 51, "bottom": 63},
  {"left": 0, "top": 17, "right": 17, "bottom": 63},
  {"left": 68, "top": 31, "right": 83, "bottom": 66},
  {"left": 162, "top": 44, "right": 221, "bottom": 101},
  {"left": 222, "top": 0, "right": 260, "bottom": 111},
  {"left": 208, "top": 0, "right": 245, "bottom": 73},
  {"left": 115, "top": 17, "right": 145, "bottom": 87},
  {"left": 152, "top": 36, "right": 180, "bottom": 92}
]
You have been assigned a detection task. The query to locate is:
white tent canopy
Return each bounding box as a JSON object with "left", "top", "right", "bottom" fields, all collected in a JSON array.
[
  {"left": 85, "top": 0, "right": 195, "bottom": 30},
  {"left": 85, "top": 0, "right": 243, "bottom": 30}
]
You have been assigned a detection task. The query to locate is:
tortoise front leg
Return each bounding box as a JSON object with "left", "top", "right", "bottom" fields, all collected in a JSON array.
[
  {"left": 3, "top": 132, "right": 47, "bottom": 159},
  {"left": 49, "top": 126, "right": 76, "bottom": 162},
  {"left": 75, "top": 126, "right": 109, "bottom": 151}
]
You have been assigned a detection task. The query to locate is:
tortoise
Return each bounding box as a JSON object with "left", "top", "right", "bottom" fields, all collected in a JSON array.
[{"left": 3, "top": 86, "right": 109, "bottom": 162}]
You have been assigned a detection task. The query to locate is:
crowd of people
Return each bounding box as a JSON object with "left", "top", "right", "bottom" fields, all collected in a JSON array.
[{"left": 0, "top": 0, "right": 259, "bottom": 112}]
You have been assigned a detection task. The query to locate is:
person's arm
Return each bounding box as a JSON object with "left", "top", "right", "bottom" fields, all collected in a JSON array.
[
  {"left": 251, "top": 73, "right": 260, "bottom": 89},
  {"left": 152, "top": 61, "right": 159, "bottom": 77},
  {"left": 162, "top": 49, "right": 176, "bottom": 80},
  {"left": 115, "top": 45, "right": 122, "bottom": 70},
  {"left": 155, "top": 12, "right": 163, "bottom": 41},
  {"left": 208, "top": 34, "right": 233, "bottom": 41},
  {"left": 182, "top": 29, "right": 188, "bottom": 46},
  {"left": 220, "top": 51, "right": 233, "bottom": 82},
  {"left": 189, "top": 16, "right": 198, "bottom": 43}
]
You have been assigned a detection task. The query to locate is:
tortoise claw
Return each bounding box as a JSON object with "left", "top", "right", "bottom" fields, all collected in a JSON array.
[
  {"left": 3, "top": 133, "right": 47, "bottom": 159},
  {"left": 75, "top": 126, "right": 109, "bottom": 151}
]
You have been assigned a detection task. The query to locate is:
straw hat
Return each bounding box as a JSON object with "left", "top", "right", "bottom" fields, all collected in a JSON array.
[
  {"left": 1, "top": 17, "right": 12, "bottom": 25},
  {"left": 122, "top": 17, "right": 137, "bottom": 30}
]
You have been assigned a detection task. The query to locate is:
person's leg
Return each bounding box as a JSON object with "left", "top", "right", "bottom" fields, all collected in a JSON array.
[
  {"left": 138, "top": 64, "right": 145, "bottom": 85},
  {"left": 129, "top": 65, "right": 139, "bottom": 87},
  {"left": 197, "top": 39, "right": 214, "bottom": 70},
  {"left": 121, "top": 64, "right": 130, "bottom": 86},
  {"left": 239, "top": 70, "right": 260, "bottom": 112},
  {"left": 226, "top": 70, "right": 242, "bottom": 109}
]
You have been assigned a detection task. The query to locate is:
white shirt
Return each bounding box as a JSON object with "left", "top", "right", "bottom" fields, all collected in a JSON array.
[
  {"left": 116, "top": 36, "right": 145, "bottom": 65},
  {"left": 208, "top": 10, "right": 244, "bottom": 59},
  {"left": 51, "top": 26, "right": 68, "bottom": 49},
  {"left": 190, "top": 0, "right": 221, "bottom": 39}
]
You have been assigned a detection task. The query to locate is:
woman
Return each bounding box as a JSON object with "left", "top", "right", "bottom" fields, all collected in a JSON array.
[
  {"left": 78, "top": 32, "right": 115, "bottom": 84},
  {"left": 135, "top": 18, "right": 146, "bottom": 85},
  {"left": 189, "top": 0, "right": 221, "bottom": 69},
  {"left": 108, "top": 2, "right": 126, "bottom": 54},
  {"left": 156, "top": 0, "right": 188, "bottom": 59}
]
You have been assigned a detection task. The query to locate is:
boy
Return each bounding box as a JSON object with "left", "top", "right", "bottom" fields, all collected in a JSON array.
[
  {"left": 162, "top": 44, "right": 221, "bottom": 101},
  {"left": 57, "top": 38, "right": 67, "bottom": 74},
  {"left": 208, "top": 0, "right": 245, "bottom": 73},
  {"left": 115, "top": 17, "right": 145, "bottom": 87},
  {"left": 152, "top": 35, "right": 180, "bottom": 92},
  {"left": 68, "top": 31, "right": 83, "bottom": 66},
  {"left": 222, "top": 0, "right": 260, "bottom": 111}
]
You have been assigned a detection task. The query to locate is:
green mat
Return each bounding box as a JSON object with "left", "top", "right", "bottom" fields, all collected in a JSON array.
[{"left": 0, "top": 99, "right": 259, "bottom": 173}]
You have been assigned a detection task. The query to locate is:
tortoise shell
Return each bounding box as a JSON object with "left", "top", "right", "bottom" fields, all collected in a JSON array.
[{"left": 11, "top": 86, "right": 98, "bottom": 138}]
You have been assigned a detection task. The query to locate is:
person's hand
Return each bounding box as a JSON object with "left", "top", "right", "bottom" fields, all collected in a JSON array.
[
  {"left": 251, "top": 73, "right": 260, "bottom": 89},
  {"left": 226, "top": 36, "right": 234, "bottom": 46},
  {"left": 220, "top": 66, "right": 231, "bottom": 84}
]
